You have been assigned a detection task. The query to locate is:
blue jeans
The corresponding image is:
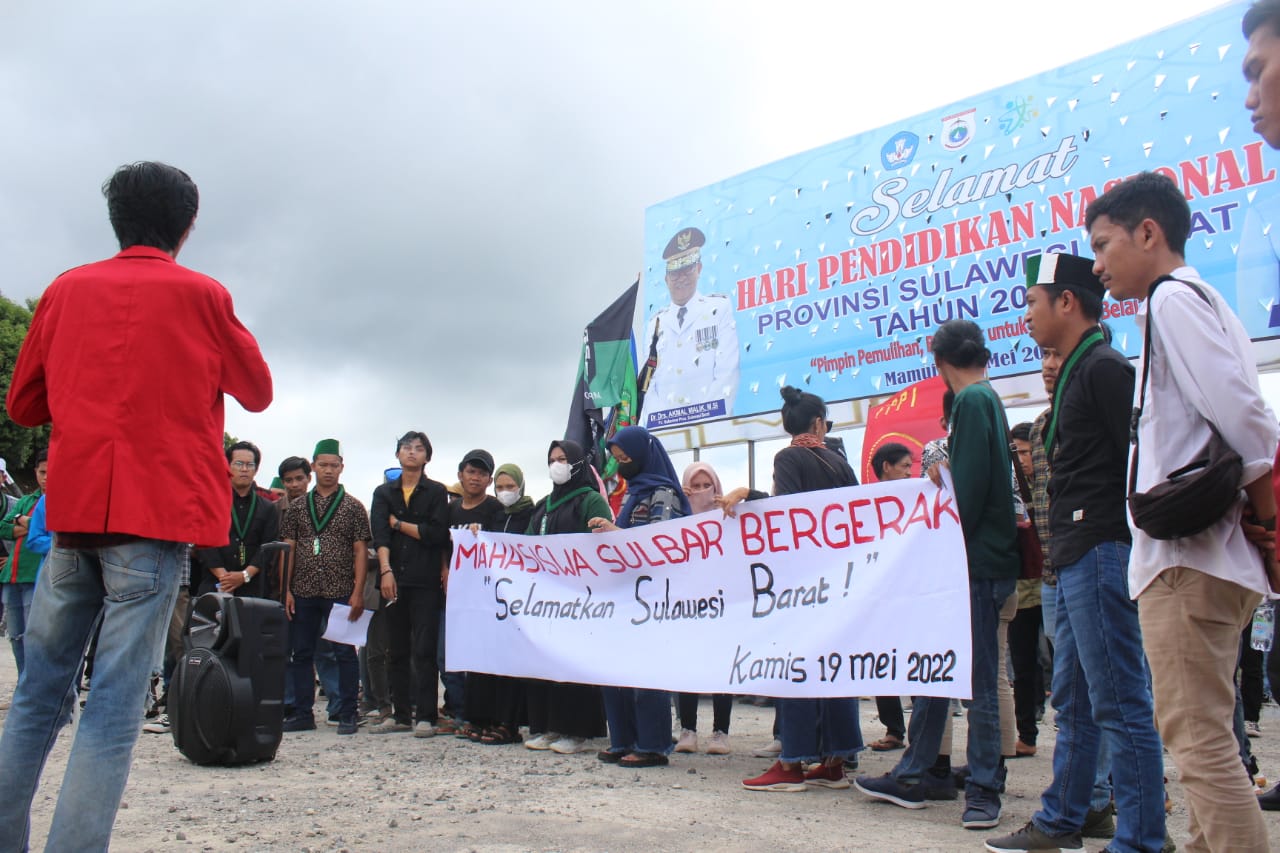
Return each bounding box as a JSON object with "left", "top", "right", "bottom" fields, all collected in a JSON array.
[
  {"left": 283, "top": 630, "right": 342, "bottom": 716},
  {"left": 288, "top": 597, "right": 358, "bottom": 722},
  {"left": 0, "top": 539, "right": 185, "bottom": 853},
  {"left": 601, "top": 687, "right": 672, "bottom": 754},
  {"left": 3, "top": 582, "right": 35, "bottom": 676},
  {"left": 777, "top": 697, "right": 863, "bottom": 763},
  {"left": 1040, "top": 580, "right": 1057, "bottom": 648},
  {"left": 1033, "top": 542, "right": 1165, "bottom": 852},
  {"left": 437, "top": 607, "right": 465, "bottom": 719},
  {"left": 1043, "top": 578, "right": 1112, "bottom": 810},
  {"left": 892, "top": 576, "right": 1014, "bottom": 793},
  {"left": 315, "top": 639, "right": 341, "bottom": 718}
]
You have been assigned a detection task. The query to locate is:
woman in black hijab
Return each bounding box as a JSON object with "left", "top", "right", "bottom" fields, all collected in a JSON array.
[{"left": 521, "top": 440, "right": 612, "bottom": 754}]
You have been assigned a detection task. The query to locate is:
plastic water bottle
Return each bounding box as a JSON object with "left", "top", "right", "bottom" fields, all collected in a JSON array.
[{"left": 1251, "top": 601, "right": 1275, "bottom": 652}]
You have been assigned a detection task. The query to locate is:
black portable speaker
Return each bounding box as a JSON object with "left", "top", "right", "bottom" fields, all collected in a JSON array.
[{"left": 170, "top": 590, "right": 288, "bottom": 765}]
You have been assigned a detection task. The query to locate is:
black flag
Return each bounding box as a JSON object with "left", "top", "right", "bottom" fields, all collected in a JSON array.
[{"left": 565, "top": 281, "right": 640, "bottom": 474}]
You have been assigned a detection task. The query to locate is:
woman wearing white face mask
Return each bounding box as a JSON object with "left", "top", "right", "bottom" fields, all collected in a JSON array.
[
  {"left": 493, "top": 463, "right": 535, "bottom": 534},
  {"left": 461, "top": 462, "right": 538, "bottom": 746},
  {"left": 521, "top": 440, "right": 611, "bottom": 755},
  {"left": 672, "top": 462, "right": 735, "bottom": 756}
]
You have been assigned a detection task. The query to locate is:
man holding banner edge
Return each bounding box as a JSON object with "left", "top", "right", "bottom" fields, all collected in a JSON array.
[{"left": 855, "top": 320, "right": 1019, "bottom": 831}]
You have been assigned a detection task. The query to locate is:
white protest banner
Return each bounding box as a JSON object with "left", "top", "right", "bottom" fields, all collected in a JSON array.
[{"left": 446, "top": 477, "right": 972, "bottom": 699}]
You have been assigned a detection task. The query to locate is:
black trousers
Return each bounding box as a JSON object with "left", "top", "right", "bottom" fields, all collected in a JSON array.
[
  {"left": 385, "top": 583, "right": 440, "bottom": 725},
  {"left": 1008, "top": 604, "right": 1044, "bottom": 745},
  {"left": 874, "top": 696, "right": 905, "bottom": 740},
  {"left": 677, "top": 693, "right": 733, "bottom": 734},
  {"left": 1240, "top": 624, "right": 1265, "bottom": 724}
]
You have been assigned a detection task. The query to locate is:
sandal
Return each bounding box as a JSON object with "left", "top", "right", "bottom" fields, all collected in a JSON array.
[
  {"left": 479, "top": 725, "right": 521, "bottom": 746},
  {"left": 455, "top": 722, "right": 479, "bottom": 740},
  {"left": 869, "top": 734, "right": 905, "bottom": 751},
  {"left": 619, "top": 751, "right": 669, "bottom": 768},
  {"left": 597, "top": 749, "right": 625, "bottom": 763}
]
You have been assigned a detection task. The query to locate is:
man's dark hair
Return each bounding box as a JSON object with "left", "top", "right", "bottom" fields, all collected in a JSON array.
[
  {"left": 1084, "top": 171, "right": 1190, "bottom": 257},
  {"left": 396, "top": 430, "right": 433, "bottom": 461},
  {"left": 1244, "top": 0, "right": 1280, "bottom": 38},
  {"left": 871, "top": 442, "right": 912, "bottom": 480},
  {"left": 1038, "top": 285, "right": 1103, "bottom": 323},
  {"left": 34, "top": 449, "right": 48, "bottom": 466},
  {"left": 225, "top": 440, "right": 261, "bottom": 468},
  {"left": 1010, "top": 422, "right": 1032, "bottom": 443},
  {"left": 278, "top": 456, "right": 311, "bottom": 478},
  {"left": 931, "top": 320, "right": 990, "bottom": 369},
  {"left": 779, "top": 385, "right": 827, "bottom": 436},
  {"left": 102, "top": 162, "right": 199, "bottom": 253}
]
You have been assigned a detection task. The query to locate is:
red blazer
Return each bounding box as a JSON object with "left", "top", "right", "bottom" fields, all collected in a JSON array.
[{"left": 7, "top": 246, "right": 272, "bottom": 546}]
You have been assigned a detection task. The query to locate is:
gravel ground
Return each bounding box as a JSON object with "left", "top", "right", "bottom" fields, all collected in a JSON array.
[{"left": 3, "top": 649, "right": 1280, "bottom": 852}]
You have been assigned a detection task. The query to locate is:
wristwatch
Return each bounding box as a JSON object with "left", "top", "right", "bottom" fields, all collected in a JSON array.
[
  {"left": 242, "top": 570, "right": 251, "bottom": 584},
  {"left": 392, "top": 519, "right": 402, "bottom": 531}
]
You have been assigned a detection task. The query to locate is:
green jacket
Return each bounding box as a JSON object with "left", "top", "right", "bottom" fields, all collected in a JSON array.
[
  {"left": 2, "top": 492, "right": 43, "bottom": 584},
  {"left": 948, "top": 382, "right": 1019, "bottom": 581}
]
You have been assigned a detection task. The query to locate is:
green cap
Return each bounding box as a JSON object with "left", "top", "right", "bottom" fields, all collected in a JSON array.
[
  {"left": 313, "top": 438, "right": 341, "bottom": 458},
  {"left": 270, "top": 476, "right": 283, "bottom": 490}
]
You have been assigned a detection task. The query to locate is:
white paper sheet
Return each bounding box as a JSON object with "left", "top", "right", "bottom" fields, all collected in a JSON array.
[{"left": 321, "top": 604, "right": 373, "bottom": 648}]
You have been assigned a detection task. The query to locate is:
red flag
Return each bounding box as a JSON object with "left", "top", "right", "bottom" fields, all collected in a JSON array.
[{"left": 860, "top": 375, "right": 948, "bottom": 483}]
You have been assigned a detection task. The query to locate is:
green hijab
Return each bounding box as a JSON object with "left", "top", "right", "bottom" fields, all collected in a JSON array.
[{"left": 495, "top": 462, "right": 535, "bottom": 515}]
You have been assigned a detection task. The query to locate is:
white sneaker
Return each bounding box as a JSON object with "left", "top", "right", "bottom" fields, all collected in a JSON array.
[
  {"left": 1248, "top": 720, "right": 1263, "bottom": 738},
  {"left": 143, "top": 713, "right": 171, "bottom": 734},
  {"left": 752, "top": 738, "right": 782, "bottom": 757},
  {"left": 549, "top": 735, "right": 589, "bottom": 754},
  {"left": 706, "top": 731, "right": 732, "bottom": 755},
  {"left": 525, "top": 732, "right": 560, "bottom": 750},
  {"left": 674, "top": 729, "right": 698, "bottom": 753},
  {"left": 413, "top": 721, "right": 437, "bottom": 738}
]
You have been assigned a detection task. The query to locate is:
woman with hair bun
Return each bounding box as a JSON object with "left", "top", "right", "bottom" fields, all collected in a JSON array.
[{"left": 732, "top": 386, "right": 865, "bottom": 792}]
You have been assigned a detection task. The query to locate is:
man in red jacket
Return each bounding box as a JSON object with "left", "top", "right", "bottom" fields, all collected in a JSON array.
[{"left": 0, "top": 161, "right": 272, "bottom": 852}]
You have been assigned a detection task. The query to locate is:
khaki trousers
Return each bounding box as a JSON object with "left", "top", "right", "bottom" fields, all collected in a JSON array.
[
  {"left": 1139, "top": 566, "right": 1268, "bottom": 853},
  {"left": 940, "top": 591, "right": 1018, "bottom": 757}
]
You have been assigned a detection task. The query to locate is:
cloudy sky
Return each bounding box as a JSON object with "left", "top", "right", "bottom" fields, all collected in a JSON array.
[{"left": 0, "top": 0, "right": 1235, "bottom": 501}]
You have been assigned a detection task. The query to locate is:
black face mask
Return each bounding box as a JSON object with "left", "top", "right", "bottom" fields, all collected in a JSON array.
[{"left": 617, "top": 459, "right": 643, "bottom": 481}]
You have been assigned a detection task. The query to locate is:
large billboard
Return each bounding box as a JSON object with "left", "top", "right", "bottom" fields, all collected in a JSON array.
[{"left": 641, "top": 1, "right": 1279, "bottom": 430}]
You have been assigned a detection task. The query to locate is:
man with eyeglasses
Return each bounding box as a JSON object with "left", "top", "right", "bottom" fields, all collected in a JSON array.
[
  {"left": 639, "top": 227, "right": 740, "bottom": 427},
  {"left": 280, "top": 438, "right": 371, "bottom": 735},
  {"left": 193, "top": 441, "right": 280, "bottom": 599}
]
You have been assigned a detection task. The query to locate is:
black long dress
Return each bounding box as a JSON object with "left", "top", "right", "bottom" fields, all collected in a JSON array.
[{"left": 463, "top": 502, "right": 537, "bottom": 733}]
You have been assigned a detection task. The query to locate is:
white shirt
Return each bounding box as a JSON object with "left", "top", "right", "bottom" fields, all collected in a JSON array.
[
  {"left": 639, "top": 292, "right": 739, "bottom": 425},
  {"left": 1128, "top": 266, "right": 1278, "bottom": 598}
]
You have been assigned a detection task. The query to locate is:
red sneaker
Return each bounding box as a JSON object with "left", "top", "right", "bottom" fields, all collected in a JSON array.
[
  {"left": 742, "top": 761, "right": 806, "bottom": 792},
  {"left": 804, "top": 762, "right": 850, "bottom": 789}
]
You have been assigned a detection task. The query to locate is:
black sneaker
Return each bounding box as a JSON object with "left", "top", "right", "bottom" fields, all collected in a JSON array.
[
  {"left": 1081, "top": 802, "right": 1115, "bottom": 839},
  {"left": 282, "top": 713, "right": 316, "bottom": 732},
  {"left": 917, "top": 771, "right": 959, "bottom": 801},
  {"left": 853, "top": 773, "right": 926, "bottom": 809},
  {"left": 984, "top": 820, "right": 1084, "bottom": 852},
  {"left": 962, "top": 784, "right": 1003, "bottom": 829},
  {"left": 336, "top": 715, "right": 358, "bottom": 735}
]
